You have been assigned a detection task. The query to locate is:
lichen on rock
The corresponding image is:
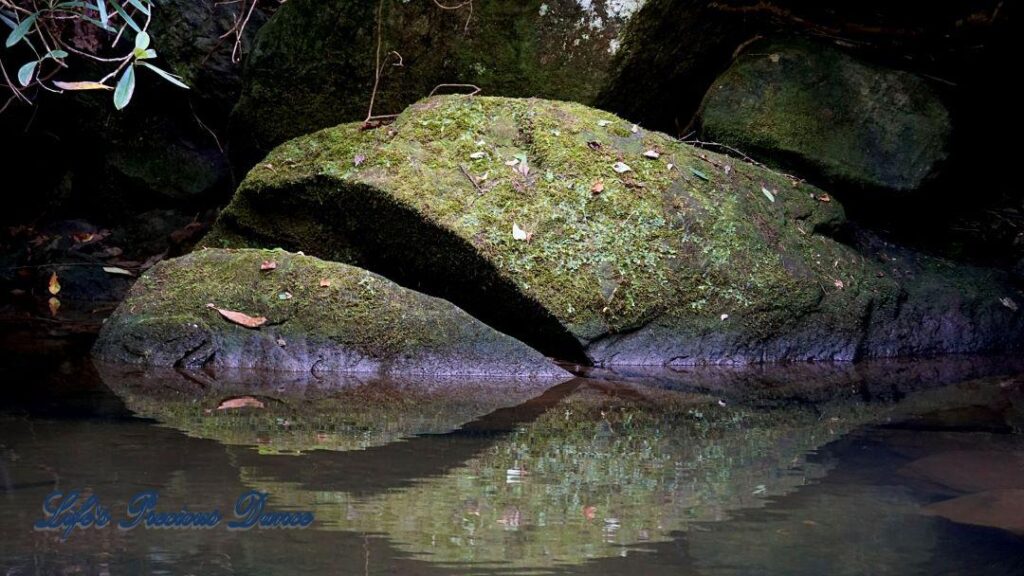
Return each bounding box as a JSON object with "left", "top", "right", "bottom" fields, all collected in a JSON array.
[
  {"left": 93, "top": 247, "right": 569, "bottom": 377},
  {"left": 206, "top": 95, "right": 1023, "bottom": 365},
  {"left": 698, "top": 38, "right": 952, "bottom": 194}
]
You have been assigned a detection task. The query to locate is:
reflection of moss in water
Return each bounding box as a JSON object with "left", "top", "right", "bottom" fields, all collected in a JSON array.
[
  {"left": 254, "top": 390, "right": 837, "bottom": 566},
  {"left": 251, "top": 377, "right": 1016, "bottom": 569},
  {"left": 104, "top": 369, "right": 549, "bottom": 454}
]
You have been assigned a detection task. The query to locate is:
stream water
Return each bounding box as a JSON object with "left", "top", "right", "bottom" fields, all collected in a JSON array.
[{"left": 2, "top": 331, "right": 1023, "bottom": 575}]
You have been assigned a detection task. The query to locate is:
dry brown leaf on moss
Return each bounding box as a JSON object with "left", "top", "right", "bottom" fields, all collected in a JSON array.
[
  {"left": 216, "top": 396, "right": 265, "bottom": 410},
  {"left": 260, "top": 260, "right": 277, "bottom": 271},
  {"left": 206, "top": 303, "right": 267, "bottom": 328}
]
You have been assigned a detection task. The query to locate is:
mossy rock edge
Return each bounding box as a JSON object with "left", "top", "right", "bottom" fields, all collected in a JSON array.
[
  {"left": 93, "top": 248, "right": 570, "bottom": 378},
  {"left": 206, "top": 96, "right": 1023, "bottom": 365}
]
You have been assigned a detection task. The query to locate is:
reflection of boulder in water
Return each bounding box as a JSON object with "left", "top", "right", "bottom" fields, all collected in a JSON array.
[
  {"left": 585, "top": 356, "right": 1024, "bottom": 407},
  {"left": 249, "top": 372, "right": 1020, "bottom": 569},
  {"left": 95, "top": 362, "right": 561, "bottom": 454}
]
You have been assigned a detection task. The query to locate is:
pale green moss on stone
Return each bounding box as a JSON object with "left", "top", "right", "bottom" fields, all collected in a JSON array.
[
  {"left": 207, "top": 96, "right": 1023, "bottom": 365},
  {"left": 698, "top": 38, "right": 951, "bottom": 193},
  {"left": 93, "top": 247, "right": 569, "bottom": 377}
]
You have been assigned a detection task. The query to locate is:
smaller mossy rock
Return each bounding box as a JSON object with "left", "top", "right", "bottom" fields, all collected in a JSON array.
[
  {"left": 93, "top": 248, "right": 569, "bottom": 378},
  {"left": 698, "top": 38, "right": 951, "bottom": 193},
  {"left": 205, "top": 96, "right": 1023, "bottom": 366}
]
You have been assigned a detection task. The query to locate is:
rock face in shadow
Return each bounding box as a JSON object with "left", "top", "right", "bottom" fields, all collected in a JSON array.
[
  {"left": 698, "top": 38, "right": 951, "bottom": 194},
  {"left": 92, "top": 248, "right": 569, "bottom": 378},
  {"left": 231, "top": 0, "right": 640, "bottom": 162},
  {"left": 204, "top": 96, "right": 1024, "bottom": 366}
]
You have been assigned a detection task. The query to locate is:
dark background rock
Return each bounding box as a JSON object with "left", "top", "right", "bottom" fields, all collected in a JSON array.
[
  {"left": 596, "top": 0, "right": 1021, "bottom": 271},
  {"left": 697, "top": 38, "right": 952, "bottom": 195},
  {"left": 230, "top": 0, "right": 638, "bottom": 165}
]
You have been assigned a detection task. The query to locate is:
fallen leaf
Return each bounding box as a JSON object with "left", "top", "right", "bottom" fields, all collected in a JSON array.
[
  {"left": 276, "top": 337, "right": 287, "bottom": 347},
  {"left": 475, "top": 139, "right": 486, "bottom": 146},
  {"left": 761, "top": 186, "right": 776, "bottom": 203},
  {"left": 504, "top": 158, "right": 520, "bottom": 166},
  {"left": 643, "top": 149, "right": 661, "bottom": 159},
  {"left": 206, "top": 303, "right": 267, "bottom": 329},
  {"left": 1001, "top": 297, "right": 1019, "bottom": 312},
  {"left": 260, "top": 260, "right": 277, "bottom": 271},
  {"left": 612, "top": 162, "right": 632, "bottom": 174},
  {"left": 690, "top": 167, "right": 710, "bottom": 181},
  {"left": 818, "top": 194, "right": 831, "bottom": 203},
  {"left": 516, "top": 162, "right": 530, "bottom": 177},
  {"left": 47, "top": 272, "right": 61, "bottom": 296},
  {"left": 834, "top": 279, "right": 845, "bottom": 290},
  {"left": 720, "top": 313, "right": 729, "bottom": 321},
  {"left": 631, "top": 124, "right": 640, "bottom": 134},
  {"left": 278, "top": 291, "right": 292, "bottom": 300},
  {"left": 48, "top": 297, "right": 60, "bottom": 317},
  {"left": 319, "top": 279, "right": 331, "bottom": 287},
  {"left": 216, "top": 396, "right": 265, "bottom": 410},
  {"left": 102, "top": 266, "right": 134, "bottom": 277},
  {"left": 597, "top": 119, "right": 613, "bottom": 127},
  {"left": 469, "top": 151, "right": 487, "bottom": 160},
  {"left": 353, "top": 153, "right": 366, "bottom": 166},
  {"left": 512, "top": 222, "right": 529, "bottom": 241},
  {"left": 667, "top": 163, "right": 675, "bottom": 171},
  {"left": 591, "top": 180, "right": 605, "bottom": 195}
]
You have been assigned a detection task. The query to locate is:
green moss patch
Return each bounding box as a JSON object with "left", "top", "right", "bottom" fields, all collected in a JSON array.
[
  {"left": 93, "top": 247, "right": 569, "bottom": 377},
  {"left": 208, "top": 96, "right": 1022, "bottom": 365},
  {"left": 698, "top": 38, "right": 951, "bottom": 193}
]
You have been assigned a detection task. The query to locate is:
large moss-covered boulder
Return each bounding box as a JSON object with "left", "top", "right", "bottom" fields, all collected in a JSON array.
[
  {"left": 205, "top": 96, "right": 1023, "bottom": 365},
  {"left": 698, "top": 39, "right": 952, "bottom": 193},
  {"left": 231, "top": 0, "right": 640, "bottom": 160},
  {"left": 93, "top": 248, "right": 568, "bottom": 377}
]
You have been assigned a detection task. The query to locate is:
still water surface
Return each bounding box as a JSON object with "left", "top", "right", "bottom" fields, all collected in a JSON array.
[{"left": 2, "top": 332, "right": 1023, "bottom": 575}]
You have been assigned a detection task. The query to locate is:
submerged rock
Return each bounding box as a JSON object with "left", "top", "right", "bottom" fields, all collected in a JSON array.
[
  {"left": 205, "top": 96, "right": 1023, "bottom": 365},
  {"left": 93, "top": 248, "right": 568, "bottom": 377},
  {"left": 698, "top": 39, "right": 951, "bottom": 193},
  {"left": 231, "top": 0, "right": 638, "bottom": 159},
  {"left": 923, "top": 490, "right": 1024, "bottom": 535}
]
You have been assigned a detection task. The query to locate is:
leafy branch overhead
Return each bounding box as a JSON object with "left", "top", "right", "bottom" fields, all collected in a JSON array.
[{"left": 0, "top": 0, "right": 188, "bottom": 111}]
